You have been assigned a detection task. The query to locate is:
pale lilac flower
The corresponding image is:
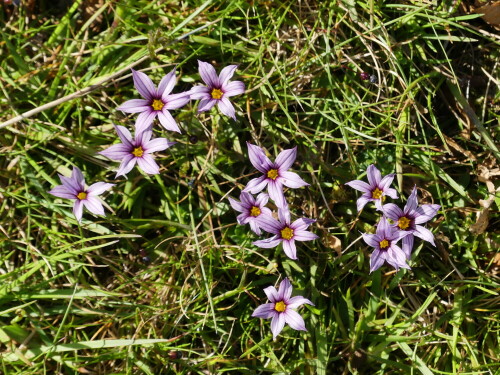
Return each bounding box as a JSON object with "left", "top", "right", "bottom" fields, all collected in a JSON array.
[
  {"left": 243, "top": 143, "right": 308, "bottom": 208},
  {"left": 253, "top": 207, "right": 318, "bottom": 260},
  {"left": 98, "top": 125, "right": 175, "bottom": 177},
  {"left": 363, "top": 217, "right": 410, "bottom": 272},
  {"left": 252, "top": 278, "right": 313, "bottom": 340},
  {"left": 190, "top": 60, "right": 245, "bottom": 120},
  {"left": 48, "top": 166, "right": 114, "bottom": 222},
  {"left": 382, "top": 186, "right": 440, "bottom": 258},
  {"left": 117, "top": 68, "right": 190, "bottom": 133},
  {"left": 346, "top": 164, "right": 398, "bottom": 211},
  {"left": 228, "top": 192, "right": 273, "bottom": 235}
]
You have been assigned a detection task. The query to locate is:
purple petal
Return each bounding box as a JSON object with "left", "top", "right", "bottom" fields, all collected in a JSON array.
[
  {"left": 278, "top": 206, "right": 290, "bottom": 224},
  {"left": 278, "top": 278, "right": 292, "bottom": 301},
  {"left": 197, "top": 60, "right": 218, "bottom": 87},
  {"left": 252, "top": 303, "right": 276, "bottom": 319},
  {"left": 254, "top": 192, "right": 269, "bottom": 206},
  {"left": 282, "top": 240, "right": 297, "bottom": 259},
  {"left": 270, "top": 313, "right": 286, "bottom": 339},
  {"left": 414, "top": 225, "right": 435, "bottom": 245},
  {"left": 218, "top": 64, "right": 238, "bottom": 86},
  {"left": 246, "top": 143, "right": 273, "bottom": 173},
  {"left": 60, "top": 175, "right": 82, "bottom": 194},
  {"left": 383, "top": 203, "right": 403, "bottom": 221},
  {"left": 356, "top": 196, "right": 371, "bottom": 212},
  {"left": 87, "top": 182, "right": 114, "bottom": 196},
  {"left": 157, "top": 70, "right": 176, "bottom": 97},
  {"left": 223, "top": 80, "right": 245, "bottom": 97},
  {"left": 404, "top": 186, "right": 419, "bottom": 213},
  {"left": 116, "top": 155, "right": 137, "bottom": 177},
  {"left": 292, "top": 230, "right": 318, "bottom": 242},
  {"left": 137, "top": 127, "right": 153, "bottom": 145},
  {"left": 257, "top": 207, "right": 273, "bottom": 220},
  {"left": 239, "top": 191, "right": 255, "bottom": 206},
  {"left": 380, "top": 173, "right": 396, "bottom": 190},
  {"left": 73, "top": 200, "right": 83, "bottom": 222},
  {"left": 362, "top": 233, "right": 380, "bottom": 248},
  {"left": 257, "top": 215, "right": 282, "bottom": 233},
  {"left": 384, "top": 187, "right": 398, "bottom": 199},
  {"left": 49, "top": 185, "right": 76, "bottom": 200},
  {"left": 376, "top": 217, "right": 390, "bottom": 236},
  {"left": 369, "top": 249, "right": 385, "bottom": 273},
  {"left": 189, "top": 86, "right": 211, "bottom": 100},
  {"left": 414, "top": 204, "right": 440, "bottom": 224},
  {"left": 263, "top": 285, "right": 279, "bottom": 303},
  {"left": 135, "top": 110, "right": 157, "bottom": 133},
  {"left": 386, "top": 245, "right": 410, "bottom": 270},
  {"left": 198, "top": 98, "right": 217, "bottom": 112},
  {"left": 268, "top": 181, "right": 287, "bottom": 208},
  {"left": 164, "top": 93, "right": 190, "bottom": 110},
  {"left": 283, "top": 309, "right": 307, "bottom": 331},
  {"left": 346, "top": 180, "right": 372, "bottom": 193},
  {"left": 83, "top": 196, "right": 105, "bottom": 216},
  {"left": 157, "top": 111, "right": 181, "bottom": 133},
  {"left": 388, "top": 229, "right": 412, "bottom": 243},
  {"left": 144, "top": 138, "right": 175, "bottom": 153},
  {"left": 249, "top": 220, "right": 262, "bottom": 235},
  {"left": 217, "top": 97, "right": 236, "bottom": 120},
  {"left": 71, "top": 167, "right": 85, "bottom": 187},
  {"left": 253, "top": 237, "right": 282, "bottom": 248},
  {"left": 99, "top": 143, "right": 131, "bottom": 160},
  {"left": 287, "top": 296, "right": 314, "bottom": 309},
  {"left": 114, "top": 125, "right": 134, "bottom": 147},
  {"left": 281, "top": 171, "right": 309, "bottom": 188},
  {"left": 236, "top": 212, "right": 250, "bottom": 225},
  {"left": 402, "top": 235, "right": 414, "bottom": 259},
  {"left": 131, "top": 69, "right": 156, "bottom": 100},
  {"left": 367, "top": 164, "right": 381, "bottom": 186},
  {"left": 244, "top": 175, "right": 268, "bottom": 194},
  {"left": 117, "top": 99, "right": 151, "bottom": 113},
  {"left": 275, "top": 147, "right": 297, "bottom": 171},
  {"left": 290, "top": 218, "right": 315, "bottom": 231},
  {"left": 229, "top": 197, "right": 244, "bottom": 213},
  {"left": 137, "top": 154, "right": 160, "bottom": 175}
]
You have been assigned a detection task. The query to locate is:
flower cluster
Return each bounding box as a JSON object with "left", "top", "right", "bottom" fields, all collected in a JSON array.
[
  {"left": 347, "top": 164, "right": 440, "bottom": 272},
  {"left": 45, "top": 57, "right": 444, "bottom": 348},
  {"left": 229, "top": 142, "right": 316, "bottom": 338},
  {"left": 49, "top": 61, "right": 245, "bottom": 222}
]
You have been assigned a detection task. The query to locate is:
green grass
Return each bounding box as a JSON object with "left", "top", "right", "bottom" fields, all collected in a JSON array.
[{"left": 0, "top": 0, "right": 499, "bottom": 374}]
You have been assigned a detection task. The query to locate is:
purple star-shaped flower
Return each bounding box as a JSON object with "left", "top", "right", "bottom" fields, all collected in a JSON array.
[
  {"left": 189, "top": 60, "right": 245, "bottom": 120},
  {"left": 117, "top": 68, "right": 190, "bottom": 133},
  {"left": 228, "top": 191, "right": 273, "bottom": 235},
  {"left": 382, "top": 186, "right": 440, "bottom": 258},
  {"left": 346, "top": 164, "right": 398, "bottom": 211},
  {"left": 363, "top": 217, "right": 410, "bottom": 272},
  {"left": 252, "top": 278, "right": 314, "bottom": 340},
  {"left": 253, "top": 207, "right": 318, "bottom": 260},
  {"left": 243, "top": 143, "right": 308, "bottom": 208},
  {"left": 48, "top": 166, "right": 114, "bottom": 222},
  {"left": 98, "top": 125, "right": 176, "bottom": 177}
]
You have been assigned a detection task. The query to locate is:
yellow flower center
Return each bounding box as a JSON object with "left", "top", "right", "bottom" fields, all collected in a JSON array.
[
  {"left": 398, "top": 216, "right": 411, "bottom": 230},
  {"left": 281, "top": 227, "right": 294, "bottom": 240},
  {"left": 250, "top": 206, "right": 261, "bottom": 217},
  {"left": 274, "top": 301, "right": 286, "bottom": 313},
  {"left": 267, "top": 169, "right": 279, "bottom": 180},
  {"left": 211, "top": 88, "right": 223, "bottom": 100},
  {"left": 132, "top": 147, "right": 144, "bottom": 157},
  {"left": 76, "top": 192, "right": 87, "bottom": 200},
  {"left": 379, "top": 239, "right": 389, "bottom": 249},
  {"left": 151, "top": 99, "right": 164, "bottom": 111},
  {"left": 372, "top": 188, "right": 383, "bottom": 200}
]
